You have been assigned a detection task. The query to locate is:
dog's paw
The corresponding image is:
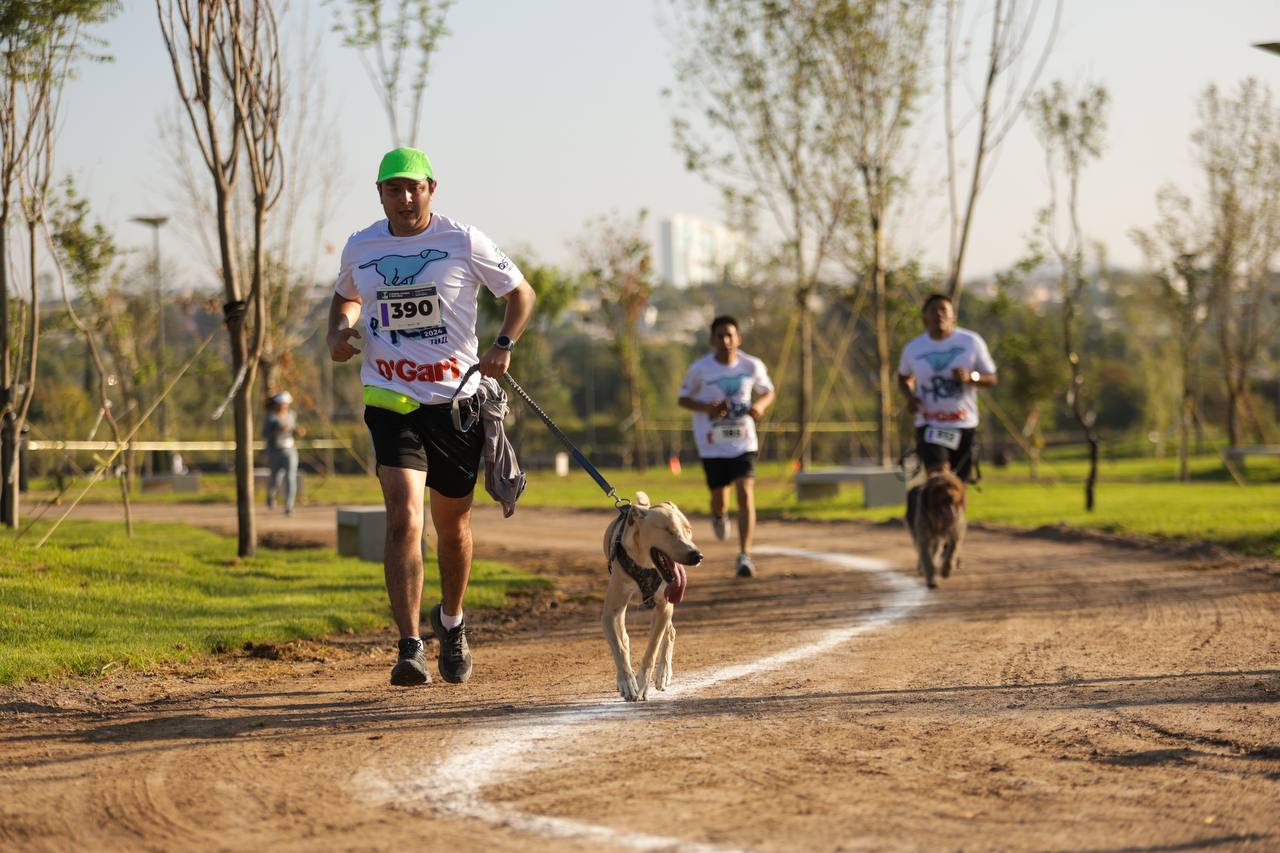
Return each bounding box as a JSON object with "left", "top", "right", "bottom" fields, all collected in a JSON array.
[
  {"left": 618, "top": 674, "right": 642, "bottom": 702},
  {"left": 654, "top": 663, "right": 673, "bottom": 691}
]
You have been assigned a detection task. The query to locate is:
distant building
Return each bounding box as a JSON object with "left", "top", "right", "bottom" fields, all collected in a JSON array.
[{"left": 658, "top": 214, "right": 745, "bottom": 288}]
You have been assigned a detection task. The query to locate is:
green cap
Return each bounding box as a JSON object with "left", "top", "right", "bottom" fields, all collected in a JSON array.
[{"left": 377, "top": 147, "right": 433, "bottom": 184}]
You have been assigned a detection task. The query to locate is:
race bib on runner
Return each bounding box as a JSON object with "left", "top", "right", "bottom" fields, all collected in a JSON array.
[
  {"left": 376, "top": 286, "right": 444, "bottom": 334},
  {"left": 713, "top": 418, "right": 748, "bottom": 444},
  {"left": 924, "top": 426, "right": 962, "bottom": 450}
]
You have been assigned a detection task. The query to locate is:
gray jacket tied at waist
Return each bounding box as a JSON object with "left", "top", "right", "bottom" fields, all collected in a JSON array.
[{"left": 473, "top": 377, "right": 525, "bottom": 517}]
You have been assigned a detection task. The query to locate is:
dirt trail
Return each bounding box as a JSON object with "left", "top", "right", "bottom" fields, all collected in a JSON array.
[{"left": 2, "top": 501, "right": 1278, "bottom": 851}]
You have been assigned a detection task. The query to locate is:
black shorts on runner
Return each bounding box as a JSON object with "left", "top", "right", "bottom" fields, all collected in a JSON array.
[
  {"left": 364, "top": 399, "right": 483, "bottom": 498},
  {"left": 915, "top": 425, "right": 976, "bottom": 482},
  {"left": 701, "top": 452, "right": 757, "bottom": 490}
]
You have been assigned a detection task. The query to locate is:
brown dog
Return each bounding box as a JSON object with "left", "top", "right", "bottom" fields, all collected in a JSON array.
[
  {"left": 910, "top": 471, "right": 967, "bottom": 589},
  {"left": 601, "top": 491, "right": 703, "bottom": 701}
]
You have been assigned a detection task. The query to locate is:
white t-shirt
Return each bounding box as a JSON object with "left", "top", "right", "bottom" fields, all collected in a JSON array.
[
  {"left": 897, "top": 328, "right": 996, "bottom": 429},
  {"left": 333, "top": 213, "right": 522, "bottom": 405},
  {"left": 678, "top": 352, "right": 775, "bottom": 458}
]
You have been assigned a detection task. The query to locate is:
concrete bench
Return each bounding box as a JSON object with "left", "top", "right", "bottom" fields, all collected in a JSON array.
[
  {"left": 1224, "top": 445, "right": 1280, "bottom": 471},
  {"left": 140, "top": 472, "right": 202, "bottom": 493},
  {"left": 794, "top": 466, "right": 905, "bottom": 508},
  {"left": 336, "top": 506, "right": 427, "bottom": 563}
]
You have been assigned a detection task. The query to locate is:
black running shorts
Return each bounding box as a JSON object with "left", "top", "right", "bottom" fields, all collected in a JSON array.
[
  {"left": 701, "top": 452, "right": 757, "bottom": 490},
  {"left": 363, "top": 399, "right": 483, "bottom": 498},
  {"left": 915, "top": 425, "right": 976, "bottom": 482}
]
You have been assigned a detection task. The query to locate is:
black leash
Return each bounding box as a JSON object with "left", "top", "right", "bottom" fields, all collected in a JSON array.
[{"left": 450, "top": 364, "right": 628, "bottom": 509}]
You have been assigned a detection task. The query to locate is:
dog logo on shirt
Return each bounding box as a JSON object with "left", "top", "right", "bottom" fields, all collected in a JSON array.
[
  {"left": 919, "top": 347, "right": 965, "bottom": 372},
  {"left": 709, "top": 374, "right": 749, "bottom": 397},
  {"left": 359, "top": 249, "right": 449, "bottom": 286}
]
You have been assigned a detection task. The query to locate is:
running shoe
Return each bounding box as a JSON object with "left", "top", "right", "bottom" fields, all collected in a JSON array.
[
  {"left": 429, "top": 603, "right": 473, "bottom": 683},
  {"left": 711, "top": 515, "right": 730, "bottom": 541},
  {"left": 389, "top": 637, "right": 430, "bottom": 686},
  {"left": 735, "top": 553, "right": 756, "bottom": 578}
]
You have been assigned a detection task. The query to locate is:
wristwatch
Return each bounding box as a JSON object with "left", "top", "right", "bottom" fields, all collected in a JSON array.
[
  {"left": 494, "top": 335, "right": 514, "bottom": 351},
  {"left": 969, "top": 370, "right": 981, "bottom": 383}
]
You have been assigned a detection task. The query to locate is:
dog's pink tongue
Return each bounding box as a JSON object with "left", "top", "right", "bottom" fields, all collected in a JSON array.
[{"left": 664, "top": 562, "right": 688, "bottom": 604}]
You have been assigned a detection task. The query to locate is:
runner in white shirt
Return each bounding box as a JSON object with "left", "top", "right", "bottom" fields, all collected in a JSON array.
[
  {"left": 327, "top": 147, "right": 536, "bottom": 689},
  {"left": 897, "top": 293, "right": 997, "bottom": 522},
  {"left": 678, "top": 316, "right": 776, "bottom": 578}
]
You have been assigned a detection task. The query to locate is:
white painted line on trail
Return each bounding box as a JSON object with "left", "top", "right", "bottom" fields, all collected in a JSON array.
[{"left": 357, "top": 546, "right": 927, "bottom": 852}]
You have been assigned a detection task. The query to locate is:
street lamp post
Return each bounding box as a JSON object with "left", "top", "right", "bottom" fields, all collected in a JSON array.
[{"left": 130, "top": 215, "right": 169, "bottom": 470}]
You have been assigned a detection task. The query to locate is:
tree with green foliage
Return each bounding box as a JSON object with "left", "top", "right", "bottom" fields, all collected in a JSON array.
[
  {"left": 0, "top": 0, "right": 119, "bottom": 527},
  {"left": 815, "top": 0, "right": 934, "bottom": 466},
  {"left": 577, "top": 211, "right": 654, "bottom": 471},
  {"left": 326, "top": 0, "right": 452, "bottom": 147},
  {"left": 46, "top": 181, "right": 135, "bottom": 534},
  {"left": 1031, "top": 80, "right": 1109, "bottom": 511},
  {"left": 478, "top": 251, "right": 581, "bottom": 453},
  {"left": 1130, "top": 188, "right": 1211, "bottom": 481},
  {"left": 982, "top": 255, "right": 1061, "bottom": 479},
  {"left": 1192, "top": 79, "right": 1280, "bottom": 448},
  {"left": 664, "top": 0, "right": 859, "bottom": 467}
]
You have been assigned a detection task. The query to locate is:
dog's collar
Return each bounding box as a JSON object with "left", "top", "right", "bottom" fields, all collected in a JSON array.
[{"left": 610, "top": 504, "right": 662, "bottom": 609}]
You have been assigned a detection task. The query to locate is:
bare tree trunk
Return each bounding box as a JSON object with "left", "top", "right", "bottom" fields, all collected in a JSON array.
[
  {"left": 630, "top": 337, "right": 648, "bottom": 472},
  {"left": 795, "top": 287, "right": 813, "bottom": 468},
  {"left": 871, "top": 215, "right": 892, "bottom": 466},
  {"left": 3, "top": 218, "right": 43, "bottom": 526},
  {"left": 1178, "top": 342, "right": 1192, "bottom": 482},
  {"left": 1063, "top": 291, "right": 1099, "bottom": 511},
  {"left": 1219, "top": 313, "right": 1242, "bottom": 448},
  {"left": 0, "top": 425, "right": 14, "bottom": 527},
  {"left": 214, "top": 168, "right": 256, "bottom": 555},
  {"left": 0, "top": 201, "right": 11, "bottom": 525},
  {"left": 227, "top": 301, "right": 256, "bottom": 557}
]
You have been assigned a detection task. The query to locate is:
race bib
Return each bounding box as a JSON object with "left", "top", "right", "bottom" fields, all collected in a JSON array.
[
  {"left": 376, "top": 286, "right": 443, "bottom": 332},
  {"left": 713, "top": 418, "right": 748, "bottom": 444},
  {"left": 924, "top": 426, "right": 962, "bottom": 450}
]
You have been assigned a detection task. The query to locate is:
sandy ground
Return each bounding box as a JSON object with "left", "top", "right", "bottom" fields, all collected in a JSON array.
[{"left": 1, "top": 498, "right": 1278, "bottom": 851}]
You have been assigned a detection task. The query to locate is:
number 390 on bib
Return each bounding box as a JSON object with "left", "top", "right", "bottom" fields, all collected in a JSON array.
[{"left": 376, "top": 286, "right": 444, "bottom": 334}]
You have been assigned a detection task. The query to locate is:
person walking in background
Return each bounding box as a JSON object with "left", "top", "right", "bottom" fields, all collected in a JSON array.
[
  {"left": 263, "top": 391, "right": 303, "bottom": 515},
  {"left": 327, "top": 146, "right": 536, "bottom": 688},
  {"left": 678, "top": 315, "right": 775, "bottom": 579}
]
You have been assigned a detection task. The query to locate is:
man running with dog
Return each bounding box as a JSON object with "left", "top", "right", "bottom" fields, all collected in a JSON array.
[
  {"left": 897, "top": 292, "right": 997, "bottom": 521},
  {"left": 678, "top": 315, "right": 775, "bottom": 579},
  {"left": 327, "top": 146, "right": 536, "bottom": 687}
]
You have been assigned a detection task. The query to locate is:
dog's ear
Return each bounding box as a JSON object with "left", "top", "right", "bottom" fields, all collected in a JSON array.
[{"left": 634, "top": 490, "right": 651, "bottom": 507}]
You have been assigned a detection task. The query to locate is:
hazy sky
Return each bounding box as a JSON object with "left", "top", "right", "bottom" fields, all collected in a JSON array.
[{"left": 53, "top": 1, "right": 1280, "bottom": 290}]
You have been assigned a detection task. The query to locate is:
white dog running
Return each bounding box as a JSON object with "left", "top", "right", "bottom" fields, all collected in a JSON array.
[{"left": 601, "top": 491, "right": 703, "bottom": 701}]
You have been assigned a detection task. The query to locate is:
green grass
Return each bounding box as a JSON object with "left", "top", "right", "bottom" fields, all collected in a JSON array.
[
  {"left": 511, "top": 454, "right": 1280, "bottom": 558},
  {"left": 0, "top": 521, "right": 549, "bottom": 685},
  {"left": 24, "top": 451, "right": 1280, "bottom": 558},
  {"left": 23, "top": 471, "right": 381, "bottom": 506}
]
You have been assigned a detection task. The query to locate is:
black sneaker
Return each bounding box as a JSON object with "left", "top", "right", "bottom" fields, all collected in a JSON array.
[
  {"left": 389, "top": 637, "right": 430, "bottom": 686},
  {"left": 429, "top": 603, "right": 473, "bottom": 684}
]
